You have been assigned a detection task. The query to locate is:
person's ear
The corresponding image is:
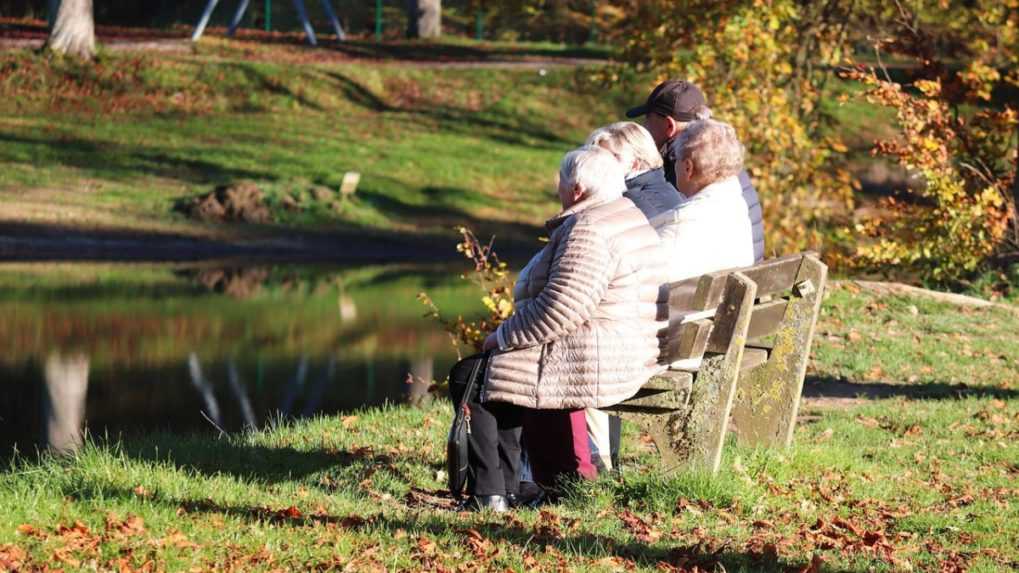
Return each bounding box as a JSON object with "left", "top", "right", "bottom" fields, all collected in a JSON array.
[
  {"left": 665, "top": 116, "right": 680, "bottom": 139},
  {"left": 572, "top": 183, "right": 585, "bottom": 202},
  {"left": 682, "top": 158, "right": 695, "bottom": 179}
]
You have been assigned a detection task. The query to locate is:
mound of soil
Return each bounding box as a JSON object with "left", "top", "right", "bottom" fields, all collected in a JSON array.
[{"left": 178, "top": 182, "right": 271, "bottom": 223}]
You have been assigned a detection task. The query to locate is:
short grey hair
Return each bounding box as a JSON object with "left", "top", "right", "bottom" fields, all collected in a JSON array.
[
  {"left": 584, "top": 122, "right": 663, "bottom": 177},
  {"left": 559, "top": 146, "right": 626, "bottom": 202},
  {"left": 672, "top": 119, "right": 744, "bottom": 187}
]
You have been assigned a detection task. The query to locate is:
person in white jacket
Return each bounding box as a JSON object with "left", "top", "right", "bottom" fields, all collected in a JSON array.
[
  {"left": 654, "top": 119, "right": 755, "bottom": 283},
  {"left": 583, "top": 120, "right": 756, "bottom": 471}
]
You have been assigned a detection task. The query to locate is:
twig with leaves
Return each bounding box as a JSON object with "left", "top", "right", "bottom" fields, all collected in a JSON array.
[{"left": 417, "top": 227, "right": 515, "bottom": 360}]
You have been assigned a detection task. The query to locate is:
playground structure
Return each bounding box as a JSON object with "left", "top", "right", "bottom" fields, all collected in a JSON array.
[{"left": 192, "top": 0, "right": 346, "bottom": 45}]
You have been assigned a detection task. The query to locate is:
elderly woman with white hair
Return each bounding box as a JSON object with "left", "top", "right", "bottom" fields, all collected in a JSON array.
[
  {"left": 585, "top": 121, "right": 683, "bottom": 224},
  {"left": 448, "top": 145, "right": 667, "bottom": 512},
  {"left": 655, "top": 118, "right": 755, "bottom": 282}
]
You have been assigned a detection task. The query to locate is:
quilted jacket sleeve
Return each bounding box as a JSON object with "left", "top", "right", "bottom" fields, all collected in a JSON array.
[{"left": 496, "top": 220, "right": 614, "bottom": 350}]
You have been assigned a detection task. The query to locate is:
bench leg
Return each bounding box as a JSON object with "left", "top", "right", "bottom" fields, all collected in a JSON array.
[
  {"left": 730, "top": 256, "right": 827, "bottom": 447},
  {"left": 625, "top": 272, "right": 755, "bottom": 474}
]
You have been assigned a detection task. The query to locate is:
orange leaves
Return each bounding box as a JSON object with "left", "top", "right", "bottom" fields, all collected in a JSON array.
[
  {"left": 844, "top": 30, "right": 1016, "bottom": 282},
  {"left": 0, "top": 544, "right": 27, "bottom": 571},
  {"left": 617, "top": 510, "right": 662, "bottom": 544},
  {"left": 460, "top": 528, "right": 502, "bottom": 562},
  {"left": 105, "top": 513, "right": 147, "bottom": 540}
]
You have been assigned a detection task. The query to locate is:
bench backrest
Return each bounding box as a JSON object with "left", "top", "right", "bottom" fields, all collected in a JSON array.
[{"left": 661, "top": 253, "right": 822, "bottom": 368}]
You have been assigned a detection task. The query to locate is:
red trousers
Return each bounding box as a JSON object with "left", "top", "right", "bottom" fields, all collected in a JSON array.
[{"left": 522, "top": 408, "right": 597, "bottom": 486}]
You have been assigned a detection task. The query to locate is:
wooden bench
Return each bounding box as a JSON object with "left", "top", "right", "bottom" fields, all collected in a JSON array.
[{"left": 603, "top": 253, "right": 828, "bottom": 473}]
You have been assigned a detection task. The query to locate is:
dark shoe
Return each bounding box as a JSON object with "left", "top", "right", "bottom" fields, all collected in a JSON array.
[
  {"left": 461, "top": 494, "right": 510, "bottom": 513},
  {"left": 507, "top": 482, "right": 546, "bottom": 509}
]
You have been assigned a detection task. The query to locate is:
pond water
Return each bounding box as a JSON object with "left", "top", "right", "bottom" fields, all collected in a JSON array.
[{"left": 0, "top": 261, "right": 483, "bottom": 458}]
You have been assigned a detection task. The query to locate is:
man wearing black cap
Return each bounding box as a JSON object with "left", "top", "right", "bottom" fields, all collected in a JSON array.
[{"left": 627, "top": 80, "right": 765, "bottom": 262}]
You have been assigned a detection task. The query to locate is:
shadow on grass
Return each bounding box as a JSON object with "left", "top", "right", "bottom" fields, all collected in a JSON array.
[
  {"left": 66, "top": 478, "right": 830, "bottom": 572},
  {"left": 132, "top": 439, "right": 382, "bottom": 483},
  {"left": 323, "top": 69, "right": 575, "bottom": 149},
  {"left": 803, "top": 375, "right": 1019, "bottom": 401},
  {"left": 0, "top": 132, "right": 268, "bottom": 187}
]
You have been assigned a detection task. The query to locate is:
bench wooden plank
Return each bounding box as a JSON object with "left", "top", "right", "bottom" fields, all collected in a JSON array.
[
  {"left": 729, "top": 254, "right": 827, "bottom": 447},
  {"left": 746, "top": 299, "right": 789, "bottom": 341},
  {"left": 673, "top": 319, "right": 713, "bottom": 362},
  {"left": 607, "top": 371, "right": 693, "bottom": 414},
  {"left": 668, "top": 253, "right": 811, "bottom": 314},
  {"left": 740, "top": 348, "right": 769, "bottom": 372},
  {"left": 678, "top": 271, "right": 756, "bottom": 472},
  {"left": 742, "top": 254, "right": 805, "bottom": 299}
]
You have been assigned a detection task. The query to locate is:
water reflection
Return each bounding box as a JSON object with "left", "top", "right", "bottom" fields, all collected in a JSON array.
[
  {"left": 42, "top": 352, "right": 90, "bottom": 454},
  {"left": 0, "top": 262, "right": 477, "bottom": 457}
]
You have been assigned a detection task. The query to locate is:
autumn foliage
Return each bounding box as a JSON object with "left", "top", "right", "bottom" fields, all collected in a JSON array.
[
  {"left": 605, "top": 0, "right": 1017, "bottom": 283},
  {"left": 843, "top": 1, "right": 1018, "bottom": 283},
  {"left": 604, "top": 0, "right": 857, "bottom": 257},
  {"left": 417, "top": 226, "right": 514, "bottom": 357}
]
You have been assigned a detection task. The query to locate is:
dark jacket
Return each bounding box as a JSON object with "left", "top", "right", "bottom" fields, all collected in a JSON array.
[
  {"left": 623, "top": 168, "right": 683, "bottom": 223},
  {"left": 664, "top": 147, "right": 765, "bottom": 262}
]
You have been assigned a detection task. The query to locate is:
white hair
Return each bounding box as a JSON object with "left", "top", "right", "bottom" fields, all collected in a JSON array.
[
  {"left": 672, "top": 119, "right": 744, "bottom": 187},
  {"left": 559, "top": 146, "right": 626, "bottom": 202},
  {"left": 584, "top": 122, "right": 663, "bottom": 177}
]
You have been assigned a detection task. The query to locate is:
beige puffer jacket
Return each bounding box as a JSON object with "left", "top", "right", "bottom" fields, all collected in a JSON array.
[{"left": 484, "top": 195, "right": 668, "bottom": 409}]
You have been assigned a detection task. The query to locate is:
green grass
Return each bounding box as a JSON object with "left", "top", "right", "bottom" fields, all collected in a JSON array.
[
  {"left": 0, "top": 41, "right": 641, "bottom": 244},
  {"left": 2, "top": 287, "right": 1016, "bottom": 571}
]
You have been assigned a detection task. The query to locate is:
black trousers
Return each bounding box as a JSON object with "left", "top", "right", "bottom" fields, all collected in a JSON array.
[{"left": 449, "top": 353, "right": 523, "bottom": 497}]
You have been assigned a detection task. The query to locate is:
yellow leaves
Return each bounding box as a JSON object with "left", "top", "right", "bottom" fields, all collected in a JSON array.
[
  {"left": 958, "top": 61, "right": 1001, "bottom": 101},
  {"left": 913, "top": 79, "right": 942, "bottom": 98}
]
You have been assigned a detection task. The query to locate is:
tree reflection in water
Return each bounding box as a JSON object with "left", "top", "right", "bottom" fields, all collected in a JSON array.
[
  {"left": 0, "top": 262, "right": 480, "bottom": 457},
  {"left": 42, "top": 352, "right": 89, "bottom": 454}
]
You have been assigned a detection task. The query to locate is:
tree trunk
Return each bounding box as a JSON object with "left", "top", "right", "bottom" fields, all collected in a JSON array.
[
  {"left": 405, "top": 0, "right": 441, "bottom": 39},
  {"left": 45, "top": 0, "right": 96, "bottom": 59}
]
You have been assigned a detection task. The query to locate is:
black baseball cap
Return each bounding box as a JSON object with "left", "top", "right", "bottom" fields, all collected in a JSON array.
[{"left": 626, "top": 80, "right": 707, "bottom": 121}]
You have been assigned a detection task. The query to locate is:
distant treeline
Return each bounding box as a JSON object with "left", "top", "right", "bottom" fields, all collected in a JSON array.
[{"left": 0, "top": 0, "right": 597, "bottom": 42}]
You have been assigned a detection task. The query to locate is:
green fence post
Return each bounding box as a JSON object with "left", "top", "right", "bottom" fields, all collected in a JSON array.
[
  {"left": 264, "top": 0, "right": 271, "bottom": 31},
  {"left": 475, "top": 9, "right": 484, "bottom": 41},
  {"left": 375, "top": 0, "right": 383, "bottom": 41}
]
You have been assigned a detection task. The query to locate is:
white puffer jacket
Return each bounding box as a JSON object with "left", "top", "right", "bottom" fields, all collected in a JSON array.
[
  {"left": 651, "top": 175, "right": 755, "bottom": 283},
  {"left": 484, "top": 195, "right": 669, "bottom": 409}
]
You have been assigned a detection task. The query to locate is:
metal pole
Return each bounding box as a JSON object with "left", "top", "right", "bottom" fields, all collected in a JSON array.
[
  {"left": 264, "top": 0, "right": 271, "bottom": 31},
  {"left": 319, "top": 0, "right": 346, "bottom": 41},
  {"left": 192, "top": 0, "right": 222, "bottom": 41},
  {"left": 375, "top": 0, "right": 382, "bottom": 41},
  {"left": 291, "top": 0, "right": 317, "bottom": 45},
  {"left": 475, "top": 9, "right": 483, "bottom": 41},
  {"left": 227, "top": 0, "right": 252, "bottom": 36}
]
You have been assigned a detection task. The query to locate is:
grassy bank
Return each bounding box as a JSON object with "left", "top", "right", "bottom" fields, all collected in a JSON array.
[
  {"left": 2, "top": 286, "right": 1017, "bottom": 571},
  {"left": 0, "top": 38, "right": 641, "bottom": 247}
]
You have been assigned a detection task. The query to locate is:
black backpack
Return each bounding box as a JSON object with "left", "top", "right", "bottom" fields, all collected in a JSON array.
[{"left": 446, "top": 353, "right": 486, "bottom": 498}]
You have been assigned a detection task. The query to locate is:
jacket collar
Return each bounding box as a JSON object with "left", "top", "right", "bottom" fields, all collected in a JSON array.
[
  {"left": 625, "top": 167, "right": 665, "bottom": 191},
  {"left": 545, "top": 195, "right": 613, "bottom": 231},
  {"left": 684, "top": 175, "right": 741, "bottom": 203}
]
